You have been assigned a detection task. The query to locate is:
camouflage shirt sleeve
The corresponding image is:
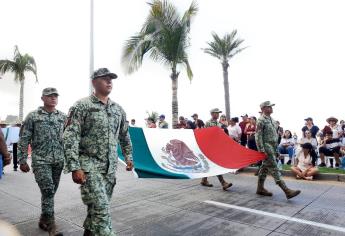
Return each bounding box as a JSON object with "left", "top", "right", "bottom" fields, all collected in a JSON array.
[
  {"left": 205, "top": 121, "right": 211, "bottom": 128},
  {"left": 63, "top": 105, "right": 83, "bottom": 172},
  {"left": 18, "top": 113, "right": 34, "bottom": 164},
  {"left": 255, "top": 119, "right": 265, "bottom": 153},
  {"left": 118, "top": 109, "right": 133, "bottom": 162}
]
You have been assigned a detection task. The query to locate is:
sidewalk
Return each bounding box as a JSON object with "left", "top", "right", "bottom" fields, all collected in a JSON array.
[{"left": 240, "top": 167, "right": 345, "bottom": 182}]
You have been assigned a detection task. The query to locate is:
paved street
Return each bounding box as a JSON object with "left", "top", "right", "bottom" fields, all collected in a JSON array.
[{"left": 0, "top": 164, "right": 344, "bottom": 236}]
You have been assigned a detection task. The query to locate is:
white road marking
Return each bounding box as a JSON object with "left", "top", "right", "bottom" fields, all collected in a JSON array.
[{"left": 204, "top": 200, "right": 345, "bottom": 233}]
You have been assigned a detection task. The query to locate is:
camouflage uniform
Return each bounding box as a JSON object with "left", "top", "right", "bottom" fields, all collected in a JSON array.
[
  {"left": 202, "top": 116, "right": 231, "bottom": 188},
  {"left": 255, "top": 101, "right": 301, "bottom": 199},
  {"left": 205, "top": 119, "right": 222, "bottom": 129},
  {"left": 255, "top": 114, "right": 282, "bottom": 183},
  {"left": 18, "top": 107, "right": 66, "bottom": 218},
  {"left": 63, "top": 94, "right": 132, "bottom": 236}
]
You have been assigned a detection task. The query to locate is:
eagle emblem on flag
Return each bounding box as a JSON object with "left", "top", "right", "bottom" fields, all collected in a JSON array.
[{"left": 161, "top": 139, "right": 209, "bottom": 173}]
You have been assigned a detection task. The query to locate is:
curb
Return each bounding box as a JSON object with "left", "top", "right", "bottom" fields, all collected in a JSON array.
[{"left": 239, "top": 167, "right": 345, "bottom": 182}]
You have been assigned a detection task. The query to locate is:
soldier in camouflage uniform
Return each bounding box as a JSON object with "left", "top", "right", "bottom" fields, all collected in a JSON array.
[
  {"left": 63, "top": 68, "right": 133, "bottom": 236},
  {"left": 200, "top": 108, "right": 232, "bottom": 190},
  {"left": 255, "top": 101, "right": 301, "bottom": 199},
  {"left": 18, "top": 88, "right": 66, "bottom": 236}
]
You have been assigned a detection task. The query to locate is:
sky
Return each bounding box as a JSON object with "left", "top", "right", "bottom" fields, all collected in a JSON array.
[{"left": 1, "top": 0, "right": 345, "bottom": 136}]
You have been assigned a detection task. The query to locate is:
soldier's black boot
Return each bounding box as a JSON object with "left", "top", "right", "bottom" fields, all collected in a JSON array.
[
  {"left": 38, "top": 214, "right": 50, "bottom": 231},
  {"left": 83, "top": 229, "right": 93, "bottom": 236},
  {"left": 256, "top": 179, "right": 273, "bottom": 196},
  {"left": 46, "top": 217, "right": 63, "bottom": 236},
  {"left": 278, "top": 181, "right": 301, "bottom": 199}
]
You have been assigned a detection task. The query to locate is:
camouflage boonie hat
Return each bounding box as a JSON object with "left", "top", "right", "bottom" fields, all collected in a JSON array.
[
  {"left": 91, "top": 68, "right": 118, "bottom": 80},
  {"left": 210, "top": 108, "right": 222, "bottom": 113},
  {"left": 42, "top": 87, "right": 59, "bottom": 96},
  {"left": 260, "top": 101, "right": 275, "bottom": 109}
]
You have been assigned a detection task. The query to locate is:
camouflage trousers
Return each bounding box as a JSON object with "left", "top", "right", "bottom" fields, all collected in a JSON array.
[
  {"left": 81, "top": 171, "right": 116, "bottom": 236},
  {"left": 258, "top": 146, "right": 283, "bottom": 184},
  {"left": 33, "top": 162, "right": 64, "bottom": 217}
]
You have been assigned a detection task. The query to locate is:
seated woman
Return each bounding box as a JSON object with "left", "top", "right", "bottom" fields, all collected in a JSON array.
[
  {"left": 291, "top": 143, "right": 318, "bottom": 180},
  {"left": 278, "top": 130, "right": 295, "bottom": 165},
  {"left": 298, "top": 130, "right": 318, "bottom": 166}
]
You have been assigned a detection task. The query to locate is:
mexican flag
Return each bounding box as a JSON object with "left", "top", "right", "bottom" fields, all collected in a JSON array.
[{"left": 118, "top": 127, "right": 265, "bottom": 179}]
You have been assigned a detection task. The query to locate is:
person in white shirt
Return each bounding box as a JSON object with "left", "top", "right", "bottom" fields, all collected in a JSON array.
[
  {"left": 322, "top": 117, "right": 343, "bottom": 139},
  {"left": 278, "top": 130, "right": 295, "bottom": 165},
  {"left": 227, "top": 118, "right": 242, "bottom": 142},
  {"left": 291, "top": 143, "right": 318, "bottom": 180},
  {"left": 298, "top": 131, "right": 318, "bottom": 149}
]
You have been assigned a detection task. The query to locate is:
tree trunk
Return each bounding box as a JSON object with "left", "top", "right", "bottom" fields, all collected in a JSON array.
[
  {"left": 171, "top": 67, "right": 179, "bottom": 129},
  {"left": 222, "top": 61, "right": 230, "bottom": 120},
  {"left": 19, "top": 79, "right": 24, "bottom": 122}
]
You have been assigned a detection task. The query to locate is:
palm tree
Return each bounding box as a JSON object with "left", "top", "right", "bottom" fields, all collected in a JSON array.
[
  {"left": 203, "top": 30, "right": 246, "bottom": 120},
  {"left": 122, "top": 0, "right": 197, "bottom": 128},
  {"left": 0, "top": 46, "right": 38, "bottom": 122}
]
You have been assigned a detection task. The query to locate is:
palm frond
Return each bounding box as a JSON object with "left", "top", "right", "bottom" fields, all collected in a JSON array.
[
  {"left": 203, "top": 30, "right": 247, "bottom": 61},
  {"left": 25, "top": 64, "right": 38, "bottom": 82},
  {"left": 181, "top": 1, "right": 198, "bottom": 32},
  {"left": 121, "top": 33, "right": 153, "bottom": 74},
  {"left": 183, "top": 58, "right": 193, "bottom": 81},
  {"left": 0, "top": 60, "right": 16, "bottom": 75},
  {"left": 146, "top": 111, "right": 159, "bottom": 123},
  {"left": 0, "top": 46, "right": 38, "bottom": 82}
]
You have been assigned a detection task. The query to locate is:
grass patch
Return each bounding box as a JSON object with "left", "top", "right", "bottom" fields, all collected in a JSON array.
[{"left": 282, "top": 164, "right": 345, "bottom": 174}]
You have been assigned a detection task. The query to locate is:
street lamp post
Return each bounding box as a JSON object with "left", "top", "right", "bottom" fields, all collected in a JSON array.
[{"left": 89, "top": 0, "right": 94, "bottom": 95}]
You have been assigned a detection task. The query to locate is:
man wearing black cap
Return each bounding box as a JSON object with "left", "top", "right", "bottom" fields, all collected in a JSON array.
[
  {"left": 191, "top": 113, "right": 205, "bottom": 129},
  {"left": 63, "top": 68, "right": 133, "bottom": 236},
  {"left": 18, "top": 87, "right": 66, "bottom": 235},
  {"left": 302, "top": 117, "right": 319, "bottom": 138}
]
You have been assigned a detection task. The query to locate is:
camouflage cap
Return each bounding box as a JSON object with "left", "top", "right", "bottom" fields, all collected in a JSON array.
[
  {"left": 210, "top": 108, "right": 222, "bottom": 113},
  {"left": 260, "top": 101, "right": 275, "bottom": 109},
  {"left": 91, "top": 68, "right": 118, "bottom": 80},
  {"left": 42, "top": 87, "right": 59, "bottom": 96}
]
